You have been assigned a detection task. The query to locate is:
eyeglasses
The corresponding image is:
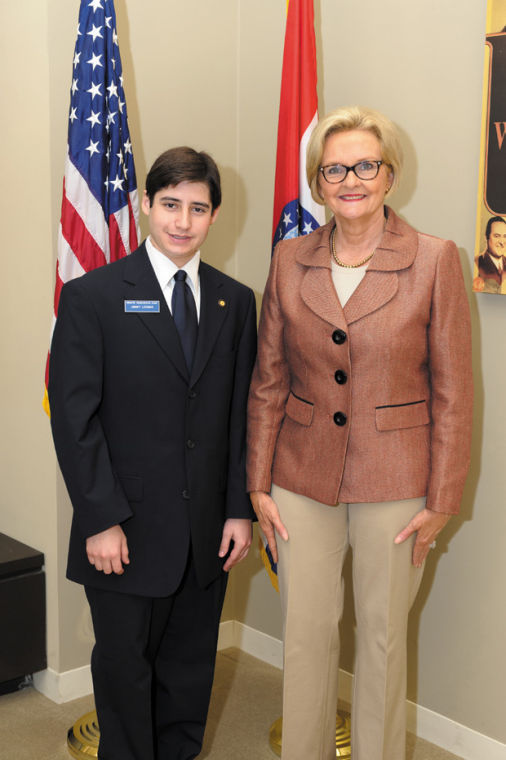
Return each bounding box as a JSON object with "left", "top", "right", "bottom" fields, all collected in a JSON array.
[{"left": 319, "top": 160, "right": 385, "bottom": 184}]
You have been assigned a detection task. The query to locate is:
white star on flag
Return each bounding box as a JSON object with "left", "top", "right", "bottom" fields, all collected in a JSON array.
[
  {"left": 107, "top": 81, "right": 118, "bottom": 98},
  {"left": 85, "top": 140, "right": 100, "bottom": 156},
  {"left": 86, "top": 110, "right": 101, "bottom": 127},
  {"left": 87, "top": 52, "right": 103, "bottom": 70},
  {"left": 87, "top": 81, "right": 102, "bottom": 99},
  {"left": 87, "top": 23, "right": 103, "bottom": 41},
  {"left": 111, "top": 175, "right": 124, "bottom": 191}
]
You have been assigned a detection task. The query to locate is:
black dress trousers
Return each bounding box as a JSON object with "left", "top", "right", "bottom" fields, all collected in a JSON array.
[{"left": 85, "top": 551, "right": 228, "bottom": 760}]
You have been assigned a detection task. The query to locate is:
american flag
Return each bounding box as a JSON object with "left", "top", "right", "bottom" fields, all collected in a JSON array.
[
  {"left": 43, "top": 0, "right": 139, "bottom": 414},
  {"left": 271, "top": 0, "right": 324, "bottom": 254}
]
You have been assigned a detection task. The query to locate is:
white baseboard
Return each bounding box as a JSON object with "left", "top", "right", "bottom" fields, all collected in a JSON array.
[
  {"left": 219, "top": 620, "right": 283, "bottom": 669},
  {"left": 408, "top": 701, "right": 506, "bottom": 760},
  {"left": 33, "top": 620, "right": 506, "bottom": 760},
  {"left": 33, "top": 664, "right": 93, "bottom": 704},
  {"left": 224, "top": 621, "right": 506, "bottom": 760}
]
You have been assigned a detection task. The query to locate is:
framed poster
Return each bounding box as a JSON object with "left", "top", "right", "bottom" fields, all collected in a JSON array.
[{"left": 474, "top": 0, "right": 506, "bottom": 294}]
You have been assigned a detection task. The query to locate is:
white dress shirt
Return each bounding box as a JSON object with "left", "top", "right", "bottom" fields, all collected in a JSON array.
[{"left": 145, "top": 236, "right": 201, "bottom": 321}]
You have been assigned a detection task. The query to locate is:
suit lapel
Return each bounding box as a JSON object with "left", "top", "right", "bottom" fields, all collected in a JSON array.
[
  {"left": 123, "top": 245, "right": 189, "bottom": 381},
  {"left": 297, "top": 207, "right": 418, "bottom": 327},
  {"left": 343, "top": 207, "right": 418, "bottom": 324},
  {"left": 190, "top": 263, "right": 228, "bottom": 386},
  {"left": 297, "top": 221, "right": 347, "bottom": 329},
  {"left": 343, "top": 270, "right": 398, "bottom": 324},
  {"left": 300, "top": 266, "right": 347, "bottom": 328}
]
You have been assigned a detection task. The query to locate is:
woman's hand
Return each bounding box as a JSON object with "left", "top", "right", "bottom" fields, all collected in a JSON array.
[
  {"left": 394, "top": 508, "right": 451, "bottom": 568},
  {"left": 250, "top": 491, "right": 288, "bottom": 564}
]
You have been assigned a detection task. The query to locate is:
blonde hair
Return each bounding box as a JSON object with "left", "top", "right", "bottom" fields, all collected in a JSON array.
[{"left": 306, "top": 106, "right": 403, "bottom": 204}]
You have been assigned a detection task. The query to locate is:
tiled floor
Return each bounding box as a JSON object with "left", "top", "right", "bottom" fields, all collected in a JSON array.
[{"left": 0, "top": 648, "right": 464, "bottom": 760}]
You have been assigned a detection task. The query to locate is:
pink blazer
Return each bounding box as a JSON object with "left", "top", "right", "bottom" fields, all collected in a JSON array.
[{"left": 247, "top": 208, "right": 473, "bottom": 514}]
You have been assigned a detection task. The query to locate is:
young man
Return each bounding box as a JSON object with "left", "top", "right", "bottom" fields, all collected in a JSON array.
[{"left": 49, "top": 147, "right": 257, "bottom": 760}]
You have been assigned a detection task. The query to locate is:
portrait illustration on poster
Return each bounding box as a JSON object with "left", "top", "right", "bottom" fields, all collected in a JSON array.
[{"left": 474, "top": 0, "right": 506, "bottom": 294}]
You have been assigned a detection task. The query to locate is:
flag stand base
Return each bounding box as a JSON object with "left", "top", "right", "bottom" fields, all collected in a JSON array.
[
  {"left": 66, "top": 707, "right": 352, "bottom": 757},
  {"left": 269, "top": 710, "right": 351, "bottom": 757},
  {"left": 67, "top": 710, "right": 99, "bottom": 758}
]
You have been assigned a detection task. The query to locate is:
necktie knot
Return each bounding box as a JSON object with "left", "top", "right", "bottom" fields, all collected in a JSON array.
[{"left": 174, "top": 269, "right": 187, "bottom": 283}]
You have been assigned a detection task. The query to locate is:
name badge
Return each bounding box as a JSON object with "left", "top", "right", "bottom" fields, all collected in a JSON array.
[{"left": 124, "top": 300, "right": 160, "bottom": 313}]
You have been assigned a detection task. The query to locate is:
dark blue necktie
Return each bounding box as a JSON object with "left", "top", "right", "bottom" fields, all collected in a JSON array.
[{"left": 171, "top": 270, "right": 198, "bottom": 372}]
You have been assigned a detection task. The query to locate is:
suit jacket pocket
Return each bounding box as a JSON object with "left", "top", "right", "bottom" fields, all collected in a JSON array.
[
  {"left": 375, "top": 400, "right": 429, "bottom": 431},
  {"left": 285, "top": 392, "right": 314, "bottom": 427},
  {"left": 118, "top": 474, "right": 144, "bottom": 502}
]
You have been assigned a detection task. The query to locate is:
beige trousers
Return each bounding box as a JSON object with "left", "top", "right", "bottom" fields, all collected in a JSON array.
[{"left": 272, "top": 484, "right": 425, "bottom": 760}]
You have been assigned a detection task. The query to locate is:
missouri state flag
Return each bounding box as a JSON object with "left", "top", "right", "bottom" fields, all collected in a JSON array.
[
  {"left": 260, "top": 0, "right": 323, "bottom": 590},
  {"left": 271, "top": 0, "right": 325, "bottom": 254}
]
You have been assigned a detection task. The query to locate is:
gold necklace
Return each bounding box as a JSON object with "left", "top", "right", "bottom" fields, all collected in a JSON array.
[{"left": 331, "top": 227, "right": 375, "bottom": 269}]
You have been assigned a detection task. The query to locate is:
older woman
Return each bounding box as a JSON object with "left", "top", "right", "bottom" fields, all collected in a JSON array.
[{"left": 247, "top": 106, "right": 473, "bottom": 760}]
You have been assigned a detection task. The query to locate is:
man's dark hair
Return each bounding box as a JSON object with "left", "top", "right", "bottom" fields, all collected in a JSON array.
[
  {"left": 485, "top": 215, "right": 506, "bottom": 241},
  {"left": 145, "top": 147, "right": 221, "bottom": 211}
]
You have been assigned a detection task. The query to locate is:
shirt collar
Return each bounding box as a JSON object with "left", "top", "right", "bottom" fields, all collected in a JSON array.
[{"left": 145, "top": 236, "right": 201, "bottom": 291}]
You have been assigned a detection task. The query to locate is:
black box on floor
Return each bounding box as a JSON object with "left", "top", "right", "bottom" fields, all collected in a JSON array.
[{"left": 0, "top": 532, "right": 46, "bottom": 693}]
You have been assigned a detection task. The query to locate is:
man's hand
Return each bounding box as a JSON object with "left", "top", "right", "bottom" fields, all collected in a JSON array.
[
  {"left": 86, "top": 524, "right": 130, "bottom": 575},
  {"left": 249, "top": 491, "right": 288, "bottom": 564},
  {"left": 394, "top": 508, "right": 451, "bottom": 568},
  {"left": 218, "top": 518, "right": 252, "bottom": 571}
]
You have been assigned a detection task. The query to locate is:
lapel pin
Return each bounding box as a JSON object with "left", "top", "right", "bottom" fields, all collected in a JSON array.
[{"left": 218, "top": 299, "right": 226, "bottom": 307}]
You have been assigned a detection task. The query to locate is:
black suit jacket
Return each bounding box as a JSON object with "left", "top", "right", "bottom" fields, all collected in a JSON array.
[
  {"left": 49, "top": 244, "right": 257, "bottom": 596},
  {"left": 476, "top": 251, "right": 505, "bottom": 290}
]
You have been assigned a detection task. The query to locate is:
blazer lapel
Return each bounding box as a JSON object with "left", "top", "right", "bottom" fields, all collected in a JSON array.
[
  {"left": 343, "top": 270, "right": 398, "bottom": 324},
  {"left": 189, "top": 263, "right": 228, "bottom": 386},
  {"left": 343, "top": 207, "right": 419, "bottom": 325},
  {"left": 297, "top": 221, "right": 347, "bottom": 329},
  {"left": 123, "top": 245, "right": 189, "bottom": 381},
  {"left": 296, "top": 208, "right": 419, "bottom": 327}
]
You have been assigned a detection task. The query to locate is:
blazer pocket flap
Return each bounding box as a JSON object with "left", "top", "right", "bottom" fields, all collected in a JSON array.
[
  {"left": 376, "top": 401, "right": 429, "bottom": 432},
  {"left": 285, "top": 392, "right": 314, "bottom": 427},
  {"left": 118, "top": 474, "right": 144, "bottom": 502}
]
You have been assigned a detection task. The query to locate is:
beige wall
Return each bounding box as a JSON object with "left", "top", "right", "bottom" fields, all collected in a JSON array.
[{"left": 1, "top": 0, "right": 504, "bottom": 746}]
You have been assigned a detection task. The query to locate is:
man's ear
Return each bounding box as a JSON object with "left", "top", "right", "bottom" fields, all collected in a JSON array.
[
  {"left": 141, "top": 190, "right": 151, "bottom": 216},
  {"left": 210, "top": 205, "right": 220, "bottom": 225}
]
